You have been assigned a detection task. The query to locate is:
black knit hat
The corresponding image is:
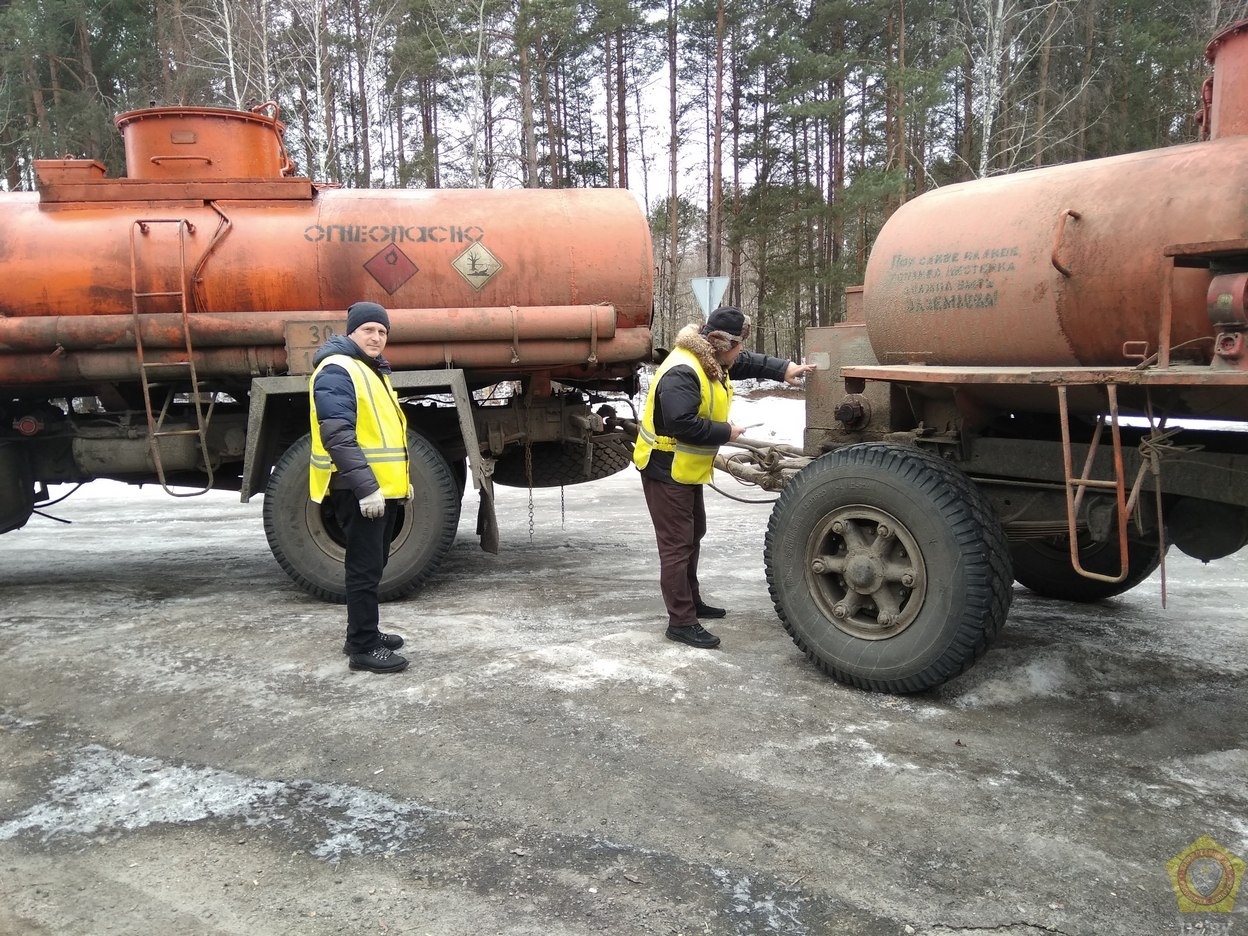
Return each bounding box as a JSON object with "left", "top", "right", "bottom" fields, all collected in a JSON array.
[{"left": 346, "top": 301, "right": 391, "bottom": 334}]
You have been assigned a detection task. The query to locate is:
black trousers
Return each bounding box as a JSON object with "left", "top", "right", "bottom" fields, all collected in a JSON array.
[
  {"left": 640, "top": 474, "right": 707, "bottom": 627},
  {"left": 330, "top": 489, "right": 399, "bottom": 653}
]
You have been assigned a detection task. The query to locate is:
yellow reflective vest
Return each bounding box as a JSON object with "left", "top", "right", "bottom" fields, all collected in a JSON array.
[
  {"left": 308, "top": 354, "right": 409, "bottom": 502},
  {"left": 633, "top": 346, "right": 733, "bottom": 485}
]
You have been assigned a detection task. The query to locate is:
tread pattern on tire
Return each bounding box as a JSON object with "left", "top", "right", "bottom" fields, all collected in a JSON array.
[
  {"left": 1011, "top": 537, "right": 1162, "bottom": 602},
  {"left": 491, "top": 439, "right": 632, "bottom": 488},
  {"left": 764, "top": 443, "right": 1013, "bottom": 693},
  {"left": 262, "top": 431, "right": 460, "bottom": 604}
]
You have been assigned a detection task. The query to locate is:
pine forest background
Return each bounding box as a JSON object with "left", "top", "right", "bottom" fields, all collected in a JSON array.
[{"left": 2, "top": 0, "right": 1247, "bottom": 359}]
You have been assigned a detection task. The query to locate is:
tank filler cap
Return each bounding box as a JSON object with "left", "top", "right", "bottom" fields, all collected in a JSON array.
[{"left": 113, "top": 105, "right": 291, "bottom": 181}]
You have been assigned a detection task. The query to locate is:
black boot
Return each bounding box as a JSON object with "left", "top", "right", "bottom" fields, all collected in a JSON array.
[
  {"left": 348, "top": 645, "right": 409, "bottom": 672},
  {"left": 665, "top": 623, "right": 721, "bottom": 649}
]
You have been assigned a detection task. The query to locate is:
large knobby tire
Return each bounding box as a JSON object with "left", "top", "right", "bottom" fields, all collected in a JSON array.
[
  {"left": 491, "top": 439, "right": 633, "bottom": 488},
  {"left": 262, "top": 430, "right": 461, "bottom": 603},
  {"left": 1011, "top": 536, "right": 1163, "bottom": 602},
  {"left": 764, "top": 443, "right": 1013, "bottom": 693}
]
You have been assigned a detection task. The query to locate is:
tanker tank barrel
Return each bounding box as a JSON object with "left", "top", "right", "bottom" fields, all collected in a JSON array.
[{"left": 763, "top": 17, "right": 1248, "bottom": 692}]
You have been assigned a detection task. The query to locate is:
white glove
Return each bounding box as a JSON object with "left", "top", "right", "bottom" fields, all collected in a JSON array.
[
  {"left": 359, "top": 489, "right": 386, "bottom": 519},
  {"left": 405, "top": 484, "right": 414, "bottom": 503}
]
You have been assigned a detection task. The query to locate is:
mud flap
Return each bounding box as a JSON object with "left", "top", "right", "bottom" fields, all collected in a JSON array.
[
  {"left": 476, "top": 479, "right": 500, "bottom": 553},
  {"left": 0, "top": 442, "right": 36, "bottom": 535}
]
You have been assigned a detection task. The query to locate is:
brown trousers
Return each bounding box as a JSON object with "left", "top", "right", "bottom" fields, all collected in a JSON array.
[{"left": 641, "top": 474, "right": 707, "bottom": 627}]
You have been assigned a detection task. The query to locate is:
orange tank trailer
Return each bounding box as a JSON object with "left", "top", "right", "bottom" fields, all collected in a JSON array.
[
  {"left": 734, "top": 20, "right": 1248, "bottom": 694},
  {"left": 856, "top": 24, "right": 1248, "bottom": 418},
  {"left": 0, "top": 103, "right": 656, "bottom": 604},
  {"left": 0, "top": 105, "right": 653, "bottom": 390}
]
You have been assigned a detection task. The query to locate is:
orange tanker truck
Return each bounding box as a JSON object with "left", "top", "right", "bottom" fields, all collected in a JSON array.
[
  {"left": 0, "top": 103, "right": 653, "bottom": 601},
  {"left": 720, "top": 19, "right": 1248, "bottom": 692}
]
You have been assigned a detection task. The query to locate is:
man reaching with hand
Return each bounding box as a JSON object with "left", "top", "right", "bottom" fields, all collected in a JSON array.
[
  {"left": 309, "top": 301, "right": 411, "bottom": 673},
  {"left": 633, "top": 305, "right": 816, "bottom": 650}
]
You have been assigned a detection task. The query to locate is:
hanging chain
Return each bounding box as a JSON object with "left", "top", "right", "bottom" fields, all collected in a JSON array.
[
  {"left": 560, "top": 484, "right": 566, "bottom": 529},
  {"left": 524, "top": 436, "right": 535, "bottom": 543}
]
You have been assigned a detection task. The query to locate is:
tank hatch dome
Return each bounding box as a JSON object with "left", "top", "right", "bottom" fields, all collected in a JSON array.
[{"left": 112, "top": 103, "right": 295, "bottom": 181}]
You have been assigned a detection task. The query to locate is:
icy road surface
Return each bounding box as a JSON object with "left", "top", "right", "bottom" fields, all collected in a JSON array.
[{"left": 1, "top": 389, "right": 1245, "bottom": 935}]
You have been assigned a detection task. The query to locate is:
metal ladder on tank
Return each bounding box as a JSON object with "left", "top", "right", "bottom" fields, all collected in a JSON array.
[
  {"left": 130, "top": 218, "right": 215, "bottom": 496},
  {"left": 1056, "top": 383, "right": 1131, "bottom": 584},
  {"left": 1057, "top": 380, "right": 1178, "bottom": 602}
]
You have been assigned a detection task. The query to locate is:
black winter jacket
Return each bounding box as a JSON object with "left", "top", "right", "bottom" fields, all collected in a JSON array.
[
  {"left": 311, "top": 335, "right": 396, "bottom": 498},
  {"left": 641, "top": 327, "right": 791, "bottom": 485}
]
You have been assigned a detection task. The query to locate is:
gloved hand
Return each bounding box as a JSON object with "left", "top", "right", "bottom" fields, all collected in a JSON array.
[
  {"left": 359, "top": 489, "right": 386, "bottom": 519},
  {"left": 405, "top": 484, "right": 414, "bottom": 503}
]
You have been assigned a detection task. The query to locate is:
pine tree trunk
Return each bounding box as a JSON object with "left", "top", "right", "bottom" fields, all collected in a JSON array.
[
  {"left": 961, "top": 52, "right": 973, "bottom": 180},
  {"left": 896, "top": 0, "right": 907, "bottom": 203},
  {"left": 348, "top": 0, "right": 372, "bottom": 185},
  {"left": 604, "top": 33, "right": 615, "bottom": 187},
  {"left": 729, "top": 22, "right": 743, "bottom": 309},
  {"left": 319, "top": 0, "right": 339, "bottom": 184},
  {"left": 516, "top": 2, "right": 539, "bottom": 188},
  {"left": 74, "top": 15, "right": 101, "bottom": 159},
  {"left": 709, "top": 0, "right": 725, "bottom": 276},
  {"left": 666, "top": 0, "right": 679, "bottom": 340},
  {"left": 615, "top": 28, "right": 628, "bottom": 190},
  {"left": 537, "top": 35, "right": 560, "bottom": 186},
  {"left": 1034, "top": 0, "right": 1057, "bottom": 167}
]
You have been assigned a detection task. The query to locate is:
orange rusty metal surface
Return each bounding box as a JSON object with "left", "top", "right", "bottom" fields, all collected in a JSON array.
[
  {"left": 838, "top": 364, "right": 1248, "bottom": 387},
  {"left": 32, "top": 176, "right": 315, "bottom": 204},
  {"left": 838, "top": 363, "right": 1248, "bottom": 423},
  {"left": 1206, "top": 19, "right": 1248, "bottom": 139},
  {"left": 33, "top": 159, "right": 107, "bottom": 187},
  {"left": 861, "top": 134, "right": 1248, "bottom": 369},
  {"left": 0, "top": 306, "right": 620, "bottom": 352},
  {"left": 0, "top": 191, "right": 652, "bottom": 329},
  {"left": 114, "top": 104, "right": 292, "bottom": 180},
  {"left": 0, "top": 103, "right": 654, "bottom": 391},
  {"left": 0, "top": 330, "right": 651, "bottom": 387},
  {"left": 862, "top": 20, "right": 1248, "bottom": 377}
]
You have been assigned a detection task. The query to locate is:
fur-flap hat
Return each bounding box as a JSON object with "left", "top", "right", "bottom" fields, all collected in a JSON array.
[{"left": 700, "top": 305, "right": 751, "bottom": 352}]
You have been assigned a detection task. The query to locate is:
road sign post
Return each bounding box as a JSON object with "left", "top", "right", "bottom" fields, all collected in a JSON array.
[{"left": 690, "top": 276, "right": 730, "bottom": 318}]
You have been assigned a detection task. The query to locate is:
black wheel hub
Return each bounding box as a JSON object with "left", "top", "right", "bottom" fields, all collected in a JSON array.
[{"left": 807, "top": 505, "right": 927, "bottom": 640}]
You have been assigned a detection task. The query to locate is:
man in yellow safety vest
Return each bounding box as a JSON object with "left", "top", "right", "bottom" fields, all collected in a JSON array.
[
  {"left": 634, "top": 305, "right": 815, "bottom": 649},
  {"left": 309, "top": 301, "right": 412, "bottom": 673}
]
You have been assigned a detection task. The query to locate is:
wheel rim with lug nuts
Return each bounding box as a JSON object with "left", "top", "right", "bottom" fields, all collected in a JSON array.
[{"left": 806, "top": 505, "right": 927, "bottom": 640}]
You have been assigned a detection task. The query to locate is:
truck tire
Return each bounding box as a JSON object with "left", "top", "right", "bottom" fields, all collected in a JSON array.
[
  {"left": 262, "top": 430, "right": 461, "bottom": 603},
  {"left": 764, "top": 443, "right": 1013, "bottom": 693},
  {"left": 491, "top": 440, "right": 632, "bottom": 488},
  {"left": 1010, "top": 536, "right": 1162, "bottom": 602}
]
